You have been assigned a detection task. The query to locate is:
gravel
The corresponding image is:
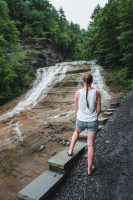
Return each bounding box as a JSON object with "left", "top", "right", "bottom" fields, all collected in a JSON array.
[{"left": 50, "top": 91, "right": 133, "bottom": 200}]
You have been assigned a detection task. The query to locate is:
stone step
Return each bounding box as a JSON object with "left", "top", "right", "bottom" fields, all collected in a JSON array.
[
  {"left": 110, "top": 102, "right": 120, "bottom": 109},
  {"left": 79, "top": 125, "right": 104, "bottom": 140},
  {"left": 98, "top": 117, "right": 108, "bottom": 125},
  {"left": 17, "top": 170, "right": 64, "bottom": 200},
  {"left": 102, "top": 111, "right": 113, "bottom": 117},
  {"left": 56, "top": 68, "right": 90, "bottom": 76},
  {"left": 48, "top": 91, "right": 74, "bottom": 94},
  {"left": 66, "top": 68, "right": 90, "bottom": 74},
  {"left": 48, "top": 141, "right": 86, "bottom": 173},
  {"left": 106, "top": 108, "right": 115, "bottom": 112}
]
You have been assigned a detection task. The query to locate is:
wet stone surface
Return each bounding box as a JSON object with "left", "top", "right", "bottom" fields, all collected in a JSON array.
[{"left": 50, "top": 91, "right": 133, "bottom": 200}]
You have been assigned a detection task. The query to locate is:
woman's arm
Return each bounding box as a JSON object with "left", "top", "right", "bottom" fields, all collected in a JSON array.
[
  {"left": 74, "top": 90, "right": 79, "bottom": 113},
  {"left": 96, "top": 90, "right": 101, "bottom": 116}
]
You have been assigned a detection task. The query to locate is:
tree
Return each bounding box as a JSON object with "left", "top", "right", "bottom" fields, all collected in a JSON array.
[
  {"left": 85, "top": 1, "right": 121, "bottom": 66},
  {"left": 91, "top": 4, "right": 101, "bottom": 19},
  {"left": 0, "top": 0, "right": 34, "bottom": 105},
  {"left": 117, "top": 0, "right": 133, "bottom": 68},
  {"left": 84, "top": 0, "right": 133, "bottom": 87},
  {"left": 5, "top": 0, "right": 86, "bottom": 60}
]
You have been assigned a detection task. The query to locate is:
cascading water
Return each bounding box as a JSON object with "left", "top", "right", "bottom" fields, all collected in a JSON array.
[
  {"left": 66, "top": 60, "right": 111, "bottom": 102},
  {"left": 51, "top": 60, "right": 111, "bottom": 119},
  {"left": 0, "top": 64, "right": 68, "bottom": 122},
  {"left": 90, "top": 61, "right": 111, "bottom": 101},
  {"left": 0, "top": 60, "right": 111, "bottom": 123},
  {"left": 12, "top": 122, "right": 23, "bottom": 141},
  {"left": 0, "top": 60, "right": 111, "bottom": 143}
]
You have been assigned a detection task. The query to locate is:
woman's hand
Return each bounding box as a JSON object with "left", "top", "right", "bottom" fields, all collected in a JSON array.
[{"left": 96, "top": 90, "right": 101, "bottom": 115}]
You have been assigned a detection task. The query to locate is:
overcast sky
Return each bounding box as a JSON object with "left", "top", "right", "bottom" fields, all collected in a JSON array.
[{"left": 49, "top": 0, "right": 108, "bottom": 29}]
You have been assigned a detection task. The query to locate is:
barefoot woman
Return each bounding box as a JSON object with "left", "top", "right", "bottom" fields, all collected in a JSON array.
[{"left": 67, "top": 73, "right": 101, "bottom": 175}]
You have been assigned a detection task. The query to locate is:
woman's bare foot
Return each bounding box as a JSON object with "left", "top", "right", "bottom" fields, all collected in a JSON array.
[
  {"left": 67, "top": 150, "right": 73, "bottom": 156},
  {"left": 88, "top": 165, "right": 95, "bottom": 176}
]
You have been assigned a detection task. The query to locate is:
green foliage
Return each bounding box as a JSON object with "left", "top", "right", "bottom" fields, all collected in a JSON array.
[
  {"left": 84, "top": 0, "right": 133, "bottom": 86},
  {"left": 1, "top": 0, "right": 132, "bottom": 107},
  {"left": 85, "top": 1, "right": 121, "bottom": 66},
  {"left": 113, "top": 68, "right": 129, "bottom": 85},
  {"left": 123, "top": 94, "right": 129, "bottom": 101},
  {"left": 117, "top": 0, "right": 133, "bottom": 68},
  {"left": 5, "top": 0, "right": 86, "bottom": 60},
  {"left": 110, "top": 68, "right": 133, "bottom": 89},
  {"left": 2, "top": 162, "right": 12, "bottom": 173},
  {"left": 91, "top": 4, "right": 101, "bottom": 19},
  {"left": 0, "top": 0, "right": 86, "bottom": 105},
  {"left": 0, "top": 0, "right": 34, "bottom": 105}
]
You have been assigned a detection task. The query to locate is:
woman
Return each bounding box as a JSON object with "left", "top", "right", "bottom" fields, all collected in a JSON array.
[{"left": 67, "top": 73, "right": 101, "bottom": 175}]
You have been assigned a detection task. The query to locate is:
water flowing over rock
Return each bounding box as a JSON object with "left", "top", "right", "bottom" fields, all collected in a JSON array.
[
  {"left": 0, "top": 60, "right": 110, "bottom": 122},
  {"left": 0, "top": 63, "right": 68, "bottom": 122},
  {"left": 12, "top": 122, "right": 23, "bottom": 141},
  {"left": 90, "top": 61, "right": 111, "bottom": 101}
]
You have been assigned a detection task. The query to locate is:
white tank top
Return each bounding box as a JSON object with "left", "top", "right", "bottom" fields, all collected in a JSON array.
[{"left": 77, "top": 88, "right": 97, "bottom": 122}]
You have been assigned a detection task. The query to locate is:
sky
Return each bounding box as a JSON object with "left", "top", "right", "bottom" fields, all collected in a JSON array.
[{"left": 49, "top": 0, "right": 108, "bottom": 29}]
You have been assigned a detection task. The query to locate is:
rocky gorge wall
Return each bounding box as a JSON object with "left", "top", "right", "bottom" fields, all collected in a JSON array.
[{"left": 22, "top": 38, "right": 64, "bottom": 69}]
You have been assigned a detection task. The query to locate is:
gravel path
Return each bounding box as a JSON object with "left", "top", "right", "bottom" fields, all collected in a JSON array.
[{"left": 50, "top": 91, "right": 133, "bottom": 200}]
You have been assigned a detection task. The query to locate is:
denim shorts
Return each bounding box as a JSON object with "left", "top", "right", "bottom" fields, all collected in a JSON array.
[{"left": 76, "top": 119, "right": 99, "bottom": 133}]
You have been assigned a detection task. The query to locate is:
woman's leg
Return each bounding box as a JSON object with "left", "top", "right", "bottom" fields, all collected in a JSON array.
[
  {"left": 67, "top": 129, "right": 80, "bottom": 155},
  {"left": 87, "top": 133, "right": 96, "bottom": 175}
]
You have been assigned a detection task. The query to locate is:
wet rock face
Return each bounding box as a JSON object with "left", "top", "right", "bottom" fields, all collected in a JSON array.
[{"left": 22, "top": 38, "right": 64, "bottom": 69}]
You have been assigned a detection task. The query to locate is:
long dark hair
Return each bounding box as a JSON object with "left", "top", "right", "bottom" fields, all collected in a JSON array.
[{"left": 82, "top": 73, "right": 93, "bottom": 109}]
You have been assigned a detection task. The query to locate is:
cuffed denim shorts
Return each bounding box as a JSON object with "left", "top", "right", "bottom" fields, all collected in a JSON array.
[{"left": 76, "top": 119, "right": 99, "bottom": 133}]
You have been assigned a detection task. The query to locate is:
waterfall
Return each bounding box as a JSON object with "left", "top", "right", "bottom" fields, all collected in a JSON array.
[
  {"left": 12, "top": 122, "right": 23, "bottom": 141},
  {"left": 0, "top": 60, "right": 111, "bottom": 122},
  {"left": 0, "top": 64, "right": 68, "bottom": 122},
  {"left": 90, "top": 61, "right": 111, "bottom": 100}
]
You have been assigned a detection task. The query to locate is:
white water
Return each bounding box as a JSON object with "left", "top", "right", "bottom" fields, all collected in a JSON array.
[
  {"left": 0, "top": 64, "right": 68, "bottom": 122},
  {"left": 51, "top": 60, "right": 111, "bottom": 119},
  {"left": 0, "top": 60, "right": 111, "bottom": 142},
  {"left": 90, "top": 61, "right": 111, "bottom": 101},
  {"left": 67, "top": 60, "right": 111, "bottom": 101},
  {"left": 12, "top": 122, "right": 23, "bottom": 141},
  {"left": 0, "top": 60, "right": 111, "bottom": 123}
]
